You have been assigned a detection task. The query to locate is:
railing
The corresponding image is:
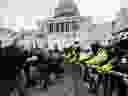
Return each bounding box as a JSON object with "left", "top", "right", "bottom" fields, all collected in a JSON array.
[
  {"left": 82, "top": 63, "right": 128, "bottom": 96},
  {"left": 85, "top": 64, "right": 128, "bottom": 78}
]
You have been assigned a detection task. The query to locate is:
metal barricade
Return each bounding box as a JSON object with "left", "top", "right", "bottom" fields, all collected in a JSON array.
[{"left": 82, "top": 64, "right": 128, "bottom": 96}]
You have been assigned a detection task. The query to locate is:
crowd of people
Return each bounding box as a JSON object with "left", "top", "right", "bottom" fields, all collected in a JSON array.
[
  {"left": 0, "top": 7, "right": 127, "bottom": 96},
  {"left": 0, "top": 21, "right": 127, "bottom": 96}
]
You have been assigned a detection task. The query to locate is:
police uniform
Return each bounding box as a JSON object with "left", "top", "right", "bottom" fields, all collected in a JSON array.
[{"left": 79, "top": 42, "right": 114, "bottom": 95}]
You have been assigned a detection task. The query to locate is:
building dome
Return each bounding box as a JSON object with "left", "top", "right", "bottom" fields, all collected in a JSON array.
[{"left": 54, "top": 0, "right": 80, "bottom": 17}]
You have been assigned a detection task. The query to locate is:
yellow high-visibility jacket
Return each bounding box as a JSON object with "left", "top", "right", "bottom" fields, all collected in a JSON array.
[
  {"left": 64, "top": 47, "right": 113, "bottom": 74},
  {"left": 80, "top": 48, "right": 113, "bottom": 74}
]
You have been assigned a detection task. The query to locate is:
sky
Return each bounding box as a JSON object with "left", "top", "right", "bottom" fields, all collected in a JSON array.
[{"left": 0, "top": 0, "right": 123, "bottom": 29}]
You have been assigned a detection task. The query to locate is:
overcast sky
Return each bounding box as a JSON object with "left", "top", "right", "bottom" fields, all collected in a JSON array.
[{"left": 0, "top": 0, "right": 123, "bottom": 28}]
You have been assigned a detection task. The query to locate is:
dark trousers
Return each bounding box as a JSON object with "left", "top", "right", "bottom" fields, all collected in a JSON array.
[
  {"left": 94, "top": 74, "right": 113, "bottom": 96},
  {"left": 102, "top": 73, "right": 128, "bottom": 96}
]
